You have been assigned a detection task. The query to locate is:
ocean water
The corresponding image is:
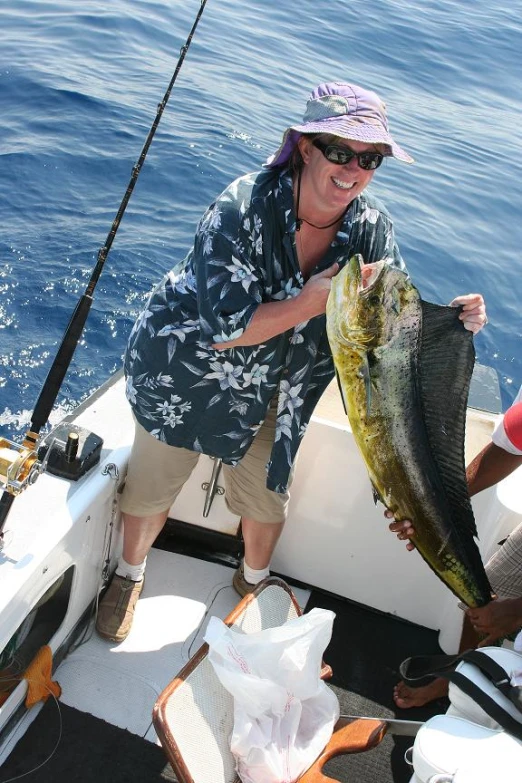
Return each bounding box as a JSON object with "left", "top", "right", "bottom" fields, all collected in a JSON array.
[{"left": 0, "top": 0, "right": 521, "bottom": 438}]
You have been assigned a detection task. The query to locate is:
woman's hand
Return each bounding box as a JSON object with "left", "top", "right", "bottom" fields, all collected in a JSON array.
[
  {"left": 449, "top": 293, "right": 488, "bottom": 334},
  {"left": 384, "top": 510, "right": 416, "bottom": 551},
  {"left": 298, "top": 263, "right": 339, "bottom": 319}
]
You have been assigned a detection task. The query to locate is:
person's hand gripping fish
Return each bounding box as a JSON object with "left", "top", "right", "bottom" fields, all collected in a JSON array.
[{"left": 449, "top": 293, "right": 488, "bottom": 334}]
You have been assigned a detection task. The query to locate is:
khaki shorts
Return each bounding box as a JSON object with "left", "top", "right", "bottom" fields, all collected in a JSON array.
[{"left": 120, "top": 403, "right": 293, "bottom": 524}]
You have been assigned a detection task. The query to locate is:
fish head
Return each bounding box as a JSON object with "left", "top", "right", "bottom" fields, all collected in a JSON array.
[{"left": 327, "top": 255, "right": 417, "bottom": 351}]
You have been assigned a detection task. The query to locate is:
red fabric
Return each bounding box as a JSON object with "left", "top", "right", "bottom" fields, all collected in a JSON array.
[{"left": 504, "top": 401, "right": 522, "bottom": 452}]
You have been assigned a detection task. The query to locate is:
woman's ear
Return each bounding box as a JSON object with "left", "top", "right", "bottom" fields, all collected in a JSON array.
[{"left": 297, "top": 135, "right": 312, "bottom": 164}]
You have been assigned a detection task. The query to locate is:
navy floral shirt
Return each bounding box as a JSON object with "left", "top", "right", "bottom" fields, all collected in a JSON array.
[{"left": 124, "top": 167, "right": 407, "bottom": 492}]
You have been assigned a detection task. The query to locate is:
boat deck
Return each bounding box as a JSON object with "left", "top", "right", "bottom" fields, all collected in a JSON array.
[{"left": 0, "top": 546, "right": 445, "bottom": 783}]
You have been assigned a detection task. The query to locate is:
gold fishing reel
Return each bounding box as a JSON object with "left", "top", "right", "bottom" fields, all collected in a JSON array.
[{"left": 0, "top": 434, "right": 42, "bottom": 496}]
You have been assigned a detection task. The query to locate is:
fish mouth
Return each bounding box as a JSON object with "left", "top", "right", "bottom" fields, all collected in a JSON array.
[
  {"left": 330, "top": 257, "right": 385, "bottom": 347},
  {"left": 357, "top": 259, "right": 387, "bottom": 296}
]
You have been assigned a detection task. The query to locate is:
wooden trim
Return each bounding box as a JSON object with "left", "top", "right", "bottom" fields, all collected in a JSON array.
[{"left": 298, "top": 718, "right": 388, "bottom": 782}]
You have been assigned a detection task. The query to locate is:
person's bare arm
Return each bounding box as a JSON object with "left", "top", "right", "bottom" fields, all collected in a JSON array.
[
  {"left": 212, "top": 264, "right": 338, "bottom": 349},
  {"left": 466, "top": 440, "right": 522, "bottom": 495}
]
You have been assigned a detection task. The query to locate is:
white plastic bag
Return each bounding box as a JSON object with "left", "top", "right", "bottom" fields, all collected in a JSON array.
[{"left": 204, "top": 607, "right": 339, "bottom": 783}]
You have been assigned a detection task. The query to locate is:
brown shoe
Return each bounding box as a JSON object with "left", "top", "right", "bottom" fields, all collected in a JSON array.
[
  {"left": 232, "top": 563, "right": 257, "bottom": 598},
  {"left": 96, "top": 574, "right": 144, "bottom": 642}
]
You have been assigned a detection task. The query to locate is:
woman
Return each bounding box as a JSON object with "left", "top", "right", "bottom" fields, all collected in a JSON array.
[{"left": 96, "top": 81, "right": 487, "bottom": 643}]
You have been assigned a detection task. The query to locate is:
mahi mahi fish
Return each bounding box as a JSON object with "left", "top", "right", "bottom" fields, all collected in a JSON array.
[{"left": 326, "top": 255, "right": 492, "bottom": 608}]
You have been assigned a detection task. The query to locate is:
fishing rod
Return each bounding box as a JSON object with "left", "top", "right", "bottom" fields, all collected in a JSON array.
[{"left": 0, "top": 0, "right": 210, "bottom": 536}]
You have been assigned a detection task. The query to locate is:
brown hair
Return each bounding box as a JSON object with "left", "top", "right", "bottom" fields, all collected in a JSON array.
[{"left": 286, "top": 133, "right": 320, "bottom": 175}]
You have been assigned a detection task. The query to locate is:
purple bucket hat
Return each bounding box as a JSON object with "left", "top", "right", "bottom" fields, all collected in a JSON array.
[{"left": 265, "top": 82, "right": 414, "bottom": 167}]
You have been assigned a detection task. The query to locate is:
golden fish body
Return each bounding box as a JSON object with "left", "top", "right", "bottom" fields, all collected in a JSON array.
[{"left": 326, "top": 256, "right": 491, "bottom": 608}]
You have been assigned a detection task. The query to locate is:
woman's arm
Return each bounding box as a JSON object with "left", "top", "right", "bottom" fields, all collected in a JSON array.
[{"left": 212, "top": 264, "right": 339, "bottom": 349}]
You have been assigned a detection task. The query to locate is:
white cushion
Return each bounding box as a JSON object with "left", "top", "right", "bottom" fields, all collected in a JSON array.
[
  {"left": 447, "top": 647, "right": 522, "bottom": 730},
  {"left": 412, "top": 714, "right": 522, "bottom": 783}
]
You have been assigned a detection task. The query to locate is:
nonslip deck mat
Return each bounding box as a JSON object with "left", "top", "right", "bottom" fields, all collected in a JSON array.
[{"left": 306, "top": 589, "right": 448, "bottom": 783}]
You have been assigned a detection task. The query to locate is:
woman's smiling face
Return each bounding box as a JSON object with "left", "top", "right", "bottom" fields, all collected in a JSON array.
[{"left": 298, "top": 134, "right": 382, "bottom": 210}]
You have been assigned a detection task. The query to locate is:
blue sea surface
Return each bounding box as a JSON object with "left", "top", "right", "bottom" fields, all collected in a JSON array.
[{"left": 0, "top": 0, "right": 521, "bottom": 437}]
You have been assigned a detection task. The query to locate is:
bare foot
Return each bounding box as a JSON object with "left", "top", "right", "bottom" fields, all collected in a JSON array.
[{"left": 393, "top": 677, "right": 449, "bottom": 708}]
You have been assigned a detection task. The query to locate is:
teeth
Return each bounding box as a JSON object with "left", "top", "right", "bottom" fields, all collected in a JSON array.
[{"left": 333, "top": 178, "right": 355, "bottom": 190}]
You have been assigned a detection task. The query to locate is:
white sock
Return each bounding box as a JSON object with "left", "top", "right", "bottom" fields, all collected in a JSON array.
[
  {"left": 243, "top": 560, "right": 270, "bottom": 586},
  {"left": 116, "top": 556, "right": 146, "bottom": 582}
]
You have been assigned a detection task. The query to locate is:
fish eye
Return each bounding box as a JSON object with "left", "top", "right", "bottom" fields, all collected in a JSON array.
[{"left": 368, "top": 294, "right": 381, "bottom": 306}]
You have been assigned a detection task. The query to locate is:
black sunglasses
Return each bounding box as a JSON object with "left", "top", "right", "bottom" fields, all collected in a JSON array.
[{"left": 312, "top": 138, "right": 384, "bottom": 171}]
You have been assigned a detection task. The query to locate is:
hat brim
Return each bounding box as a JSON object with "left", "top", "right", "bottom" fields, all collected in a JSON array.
[{"left": 265, "top": 118, "right": 414, "bottom": 168}]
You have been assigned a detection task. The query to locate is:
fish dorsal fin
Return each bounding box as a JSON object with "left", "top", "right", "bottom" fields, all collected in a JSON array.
[{"left": 419, "top": 301, "right": 477, "bottom": 541}]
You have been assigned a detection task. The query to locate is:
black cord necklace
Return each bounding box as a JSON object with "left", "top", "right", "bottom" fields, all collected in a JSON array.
[{"left": 294, "top": 168, "right": 346, "bottom": 231}]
